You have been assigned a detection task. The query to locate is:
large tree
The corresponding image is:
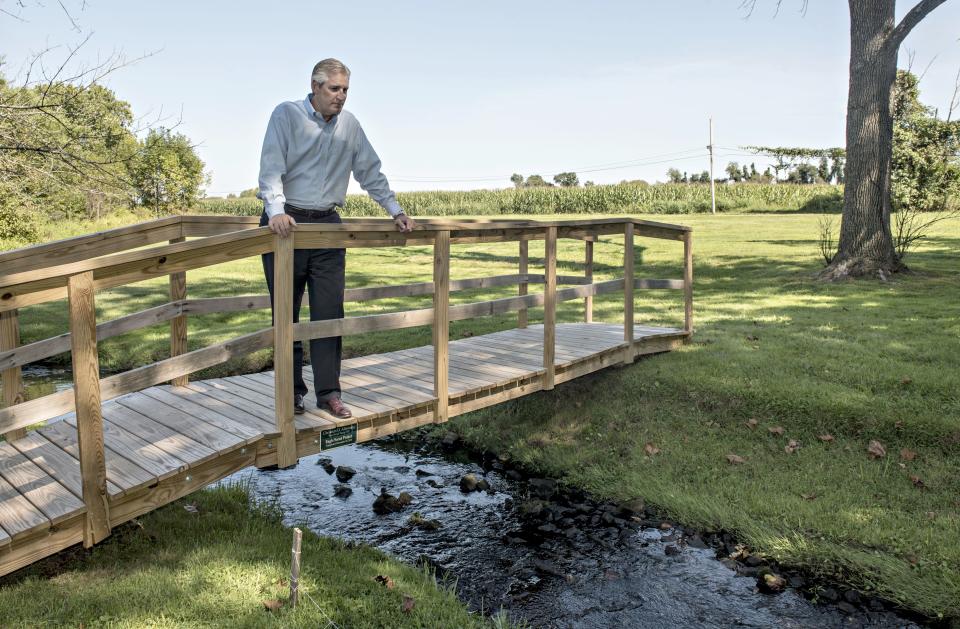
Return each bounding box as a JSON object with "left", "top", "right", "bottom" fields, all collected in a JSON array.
[
  {"left": 822, "top": 0, "right": 950, "bottom": 279},
  {"left": 745, "top": 1, "right": 950, "bottom": 279}
]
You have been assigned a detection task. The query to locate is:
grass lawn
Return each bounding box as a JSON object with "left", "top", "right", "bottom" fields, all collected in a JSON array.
[
  {"left": 0, "top": 485, "right": 491, "bottom": 628},
  {"left": 447, "top": 213, "right": 960, "bottom": 621},
  {"left": 3, "top": 210, "right": 959, "bottom": 622}
]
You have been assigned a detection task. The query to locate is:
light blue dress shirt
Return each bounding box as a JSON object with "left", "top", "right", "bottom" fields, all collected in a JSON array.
[{"left": 258, "top": 95, "right": 403, "bottom": 219}]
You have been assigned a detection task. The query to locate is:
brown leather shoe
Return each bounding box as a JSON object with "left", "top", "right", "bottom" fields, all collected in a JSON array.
[{"left": 324, "top": 396, "right": 352, "bottom": 419}]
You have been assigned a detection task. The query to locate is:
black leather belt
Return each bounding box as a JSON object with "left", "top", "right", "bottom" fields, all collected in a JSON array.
[{"left": 284, "top": 204, "right": 337, "bottom": 219}]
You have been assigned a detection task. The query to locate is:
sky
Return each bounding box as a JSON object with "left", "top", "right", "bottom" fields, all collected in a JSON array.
[{"left": 3, "top": 0, "right": 959, "bottom": 196}]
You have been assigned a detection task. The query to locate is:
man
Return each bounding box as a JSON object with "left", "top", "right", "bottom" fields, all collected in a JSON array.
[{"left": 258, "top": 58, "right": 415, "bottom": 420}]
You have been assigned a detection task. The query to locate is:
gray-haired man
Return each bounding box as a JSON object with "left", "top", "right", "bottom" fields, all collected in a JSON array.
[{"left": 258, "top": 58, "right": 415, "bottom": 419}]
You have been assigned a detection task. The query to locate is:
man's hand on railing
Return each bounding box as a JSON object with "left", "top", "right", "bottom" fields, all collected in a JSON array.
[
  {"left": 268, "top": 214, "right": 297, "bottom": 238},
  {"left": 394, "top": 213, "right": 416, "bottom": 233}
]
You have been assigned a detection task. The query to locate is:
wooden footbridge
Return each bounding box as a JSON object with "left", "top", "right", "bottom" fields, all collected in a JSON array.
[{"left": 0, "top": 215, "right": 692, "bottom": 577}]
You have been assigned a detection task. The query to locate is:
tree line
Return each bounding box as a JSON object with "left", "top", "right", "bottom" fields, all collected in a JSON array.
[{"left": 0, "top": 55, "right": 206, "bottom": 240}]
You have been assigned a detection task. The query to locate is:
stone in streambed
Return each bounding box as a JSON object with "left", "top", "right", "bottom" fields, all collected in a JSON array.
[
  {"left": 372, "top": 489, "right": 404, "bottom": 515},
  {"left": 758, "top": 572, "right": 787, "bottom": 594},
  {"left": 335, "top": 465, "right": 356, "bottom": 482},
  {"left": 744, "top": 554, "right": 764, "bottom": 567},
  {"left": 398, "top": 491, "right": 413, "bottom": 506},
  {"left": 460, "top": 473, "right": 479, "bottom": 492},
  {"left": 316, "top": 457, "right": 336, "bottom": 474},
  {"left": 528, "top": 478, "right": 557, "bottom": 499},
  {"left": 332, "top": 483, "right": 352, "bottom": 499}
]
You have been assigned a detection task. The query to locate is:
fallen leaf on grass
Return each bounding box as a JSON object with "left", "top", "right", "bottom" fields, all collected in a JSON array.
[
  {"left": 910, "top": 475, "right": 925, "bottom": 488},
  {"left": 768, "top": 426, "right": 785, "bottom": 436},
  {"left": 784, "top": 440, "right": 800, "bottom": 454},
  {"left": 726, "top": 454, "right": 746, "bottom": 465},
  {"left": 867, "top": 440, "right": 887, "bottom": 459},
  {"left": 800, "top": 493, "right": 817, "bottom": 500},
  {"left": 183, "top": 504, "right": 199, "bottom": 514},
  {"left": 900, "top": 377, "right": 912, "bottom": 385},
  {"left": 926, "top": 511, "right": 936, "bottom": 520},
  {"left": 374, "top": 574, "right": 395, "bottom": 589},
  {"left": 817, "top": 434, "right": 835, "bottom": 443},
  {"left": 401, "top": 595, "right": 416, "bottom": 614},
  {"left": 262, "top": 599, "right": 284, "bottom": 612},
  {"left": 900, "top": 448, "right": 917, "bottom": 462},
  {"left": 745, "top": 419, "right": 759, "bottom": 430},
  {"left": 644, "top": 442, "right": 661, "bottom": 456}
]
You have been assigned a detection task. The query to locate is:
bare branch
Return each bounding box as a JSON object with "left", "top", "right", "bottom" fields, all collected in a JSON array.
[
  {"left": 947, "top": 66, "right": 960, "bottom": 123},
  {"left": 891, "top": 0, "right": 949, "bottom": 49},
  {"left": 56, "top": 0, "right": 81, "bottom": 33}
]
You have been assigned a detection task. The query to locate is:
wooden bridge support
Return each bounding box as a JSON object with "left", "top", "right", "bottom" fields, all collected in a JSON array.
[
  {"left": 169, "top": 236, "right": 188, "bottom": 386},
  {"left": 0, "top": 310, "right": 25, "bottom": 442},
  {"left": 683, "top": 231, "right": 694, "bottom": 334},
  {"left": 543, "top": 226, "right": 557, "bottom": 390},
  {"left": 433, "top": 231, "right": 450, "bottom": 423},
  {"left": 623, "top": 222, "right": 635, "bottom": 364},
  {"left": 273, "top": 234, "right": 297, "bottom": 469},
  {"left": 518, "top": 240, "right": 528, "bottom": 330},
  {"left": 584, "top": 240, "right": 594, "bottom": 324},
  {"left": 68, "top": 271, "right": 111, "bottom": 546}
]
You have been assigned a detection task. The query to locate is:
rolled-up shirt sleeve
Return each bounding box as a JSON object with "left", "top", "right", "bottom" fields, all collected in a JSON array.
[
  {"left": 258, "top": 107, "right": 289, "bottom": 218},
  {"left": 353, "top": 127, "right": 403, "bottom": 217}
]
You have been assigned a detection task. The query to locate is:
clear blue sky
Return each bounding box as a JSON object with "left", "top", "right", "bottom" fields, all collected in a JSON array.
[{"left": 4, "top": 0, "right": 959, "bottom": 195}]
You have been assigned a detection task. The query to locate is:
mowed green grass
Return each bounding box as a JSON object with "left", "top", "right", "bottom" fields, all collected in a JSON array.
[
  {"left": 448, "top": 213, "right": 960, "bottom": 620},
  {"left": 5, "top": 211, "right": 960, "bottom": 621},
  {"left": 0, "top": 485, "right": 490, "bottom": 628}
]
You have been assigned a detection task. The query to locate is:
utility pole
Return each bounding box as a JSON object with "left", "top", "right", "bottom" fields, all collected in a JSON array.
[{"left": 708, "top": 117, "right": 716, "bottom": 215}]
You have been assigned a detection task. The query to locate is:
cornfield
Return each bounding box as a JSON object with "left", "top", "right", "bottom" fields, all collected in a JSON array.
[{"left": 199, "top": 183, "right": 843, "bottom": 217}]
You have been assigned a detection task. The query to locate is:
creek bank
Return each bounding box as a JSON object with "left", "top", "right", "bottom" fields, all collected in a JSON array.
[
  {"left": 428, "top": 429, "right": 932, "bottom": 627},
  {"left": 230, "top": 431, "right": 925, "bottom": 628}
]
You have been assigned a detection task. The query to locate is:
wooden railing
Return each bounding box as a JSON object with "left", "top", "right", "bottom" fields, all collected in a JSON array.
[{"left": 0, "top": 215, "right": 692, "bottom": 544}]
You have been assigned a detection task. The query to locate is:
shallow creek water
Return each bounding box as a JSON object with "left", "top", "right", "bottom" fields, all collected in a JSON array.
[{"left": 227, "top": 439, "right": 921, "bottom": 629}]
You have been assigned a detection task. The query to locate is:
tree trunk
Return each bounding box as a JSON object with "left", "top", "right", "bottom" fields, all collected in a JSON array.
[{"left": 821, "top": 0, "right": 903, "bottom": 280}]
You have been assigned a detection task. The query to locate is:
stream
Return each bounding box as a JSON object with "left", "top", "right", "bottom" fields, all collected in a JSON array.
[{"left": 227, "top": 437, "right": 922, "bottom": 628}]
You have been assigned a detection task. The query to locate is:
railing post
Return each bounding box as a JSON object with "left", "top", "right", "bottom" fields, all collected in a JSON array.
[
  {"left": 543, "top": 227, "right": 557, "bottom": 390},
  {"left": 68, "top": 271, "right": 110, "bottom": 546},
  {"left": 683, "top": 231, "right": 694, "bottom": 334},
  {"left": 584, "top": 239, "right": 594, "bottom": 324},
  {"left": 1, "top": 310, "right": 26, "bottom": 442},
  {"left": 433, "top": 230, "right": 450, "bottom": 423},
  {"left": 169, "top": 236, "right": 188, "bottom": 386},
  {"left": 273, "top": 234, "right": 297, "bottom": 468},
  {"left": 518, "top": 239, "right": 528, "bottom": 329},
  {"left": 623, "top": 222, "right": 635, "bottom": 365}
]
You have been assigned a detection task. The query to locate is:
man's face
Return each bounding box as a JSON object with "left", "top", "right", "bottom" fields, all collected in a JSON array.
[{"left": 311, "top": 72, "right": 349, "bottom": 120}]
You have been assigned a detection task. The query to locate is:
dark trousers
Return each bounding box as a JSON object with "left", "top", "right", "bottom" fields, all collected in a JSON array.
[{"left": 260, "top": 209, "right": 346, "bottom": 402}]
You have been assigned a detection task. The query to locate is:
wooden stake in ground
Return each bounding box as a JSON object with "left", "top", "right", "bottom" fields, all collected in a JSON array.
[{"left": 290, "top": 527, "right": 302, "bottom": 608}]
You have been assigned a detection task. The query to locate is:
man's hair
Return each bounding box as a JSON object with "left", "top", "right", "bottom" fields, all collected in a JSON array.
[{"left": 311, "top": 58, "right": 350, "bottom": 85}]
